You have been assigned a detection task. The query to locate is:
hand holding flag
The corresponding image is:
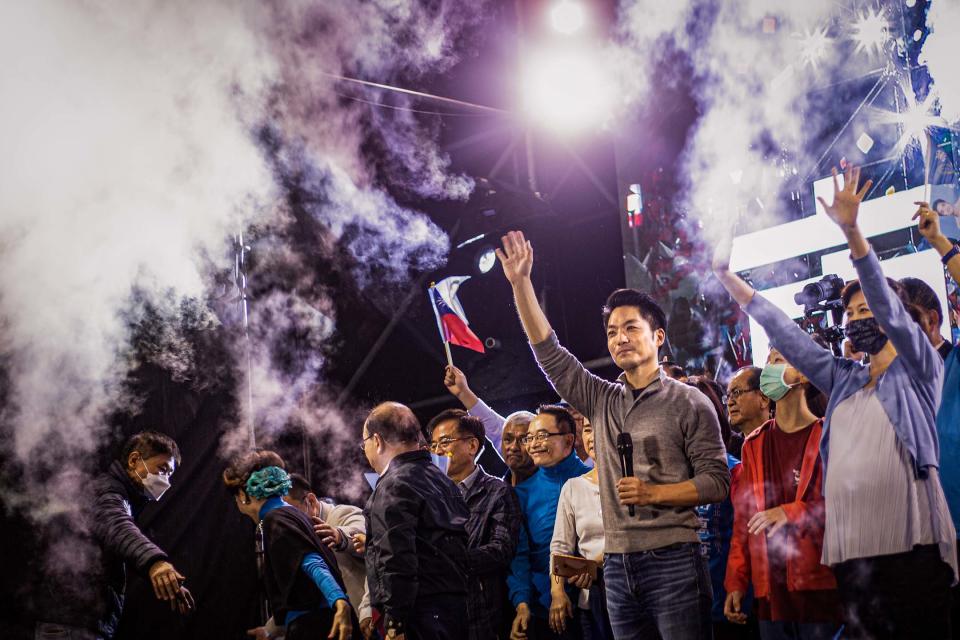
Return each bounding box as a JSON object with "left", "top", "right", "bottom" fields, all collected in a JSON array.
[{"left": 429, "top": 276, "right": 485, "bottom": 366}]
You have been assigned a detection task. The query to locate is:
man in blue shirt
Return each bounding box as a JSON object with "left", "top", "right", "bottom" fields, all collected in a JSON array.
[{"left": 508, "top": 404, "right": 590, "bottom": 639}]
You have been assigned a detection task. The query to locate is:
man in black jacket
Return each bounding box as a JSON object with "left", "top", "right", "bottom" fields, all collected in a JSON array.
[
  {"left": 35, "top": 431, "right": 194, "bottom": 639},
  {"left": 361, "top": 402, "right": 470, "bottom": 640},
  {"left": 427, "top": 409, "right": 522, "bottom": 640}
]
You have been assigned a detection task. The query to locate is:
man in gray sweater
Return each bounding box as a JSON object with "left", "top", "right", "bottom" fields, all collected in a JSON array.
[{"left": 495, "top": 230, "right": 729, "bottom": 640}]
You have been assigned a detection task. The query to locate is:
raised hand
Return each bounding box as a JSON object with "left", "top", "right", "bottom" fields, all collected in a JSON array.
[
  {"left": 711, "top": 231, "right": 734, "bottom": 274},
  {"left": 443, "top": 365, "right": 468, "bottom": 398},
  {"left": 496, "top": 230, "right": 534, "bottom": 285},
  {"left": 914, "top": 201, "right": 944, "bottom": 242},
  {"left": 816, "top": 165, "right": 873, "bottom": 230}
]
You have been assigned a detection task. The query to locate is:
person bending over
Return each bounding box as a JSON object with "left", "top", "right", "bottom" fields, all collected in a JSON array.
[{"left": 224, "top": 452, "right": 355, "bottom": 640}]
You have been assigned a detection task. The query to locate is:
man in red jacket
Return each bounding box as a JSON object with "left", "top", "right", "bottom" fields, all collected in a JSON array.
[{"left": 724, "top": 350, "right": 841, "bottom": 639}]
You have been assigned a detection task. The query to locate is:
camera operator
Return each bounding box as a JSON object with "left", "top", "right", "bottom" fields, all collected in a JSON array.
[{"left": 713, "top": 166, "right": 957, "bottom": 639}]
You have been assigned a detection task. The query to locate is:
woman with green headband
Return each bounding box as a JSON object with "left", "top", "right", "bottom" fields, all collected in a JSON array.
[{"left": 224, "top": 451, "right": 355, "bottom": 640}]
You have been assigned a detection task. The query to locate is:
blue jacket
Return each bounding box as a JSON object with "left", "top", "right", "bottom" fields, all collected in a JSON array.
[
  {"left": 696, "top": 453, "right": 745, "bottom": 622},
  {"left": 938, "top": 348, "right": 960, "bottom": 532},
  {"left": 508, "top": 451, "right": 591, "bottom": 614},
  {"left": 745, "top": 249, "right": 943, "bottom": 477}
]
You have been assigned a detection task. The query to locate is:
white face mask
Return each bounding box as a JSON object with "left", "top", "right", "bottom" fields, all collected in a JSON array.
[{"left": 137, "top": 458, "right": 171, "bottom": 501}]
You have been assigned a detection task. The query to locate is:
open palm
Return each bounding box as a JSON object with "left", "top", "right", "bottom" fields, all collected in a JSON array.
[
  {"left": 817, "top": 165, "right": 872, "bottom": 229},
  {"left": 496, "top": 230, "right": 534, "bottom": 284}
]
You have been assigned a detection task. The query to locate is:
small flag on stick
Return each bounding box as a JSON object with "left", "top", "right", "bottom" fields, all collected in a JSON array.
[{"left": 429, "top": 276, "right": 485, "bottom": 366}]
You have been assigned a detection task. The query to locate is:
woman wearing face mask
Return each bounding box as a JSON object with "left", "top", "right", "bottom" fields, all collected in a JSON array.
[
  {"left": 223, "top": 452, "right": 356, "bottom": 640},
  {"left": 714, "top": 165, "right": 957, "bottom": 639},
  {"left": 723, "top": 350, "right": 841, "bottom": 640},
  {"left": 549, "top": 420, "right": 614, "bottom": 640}
]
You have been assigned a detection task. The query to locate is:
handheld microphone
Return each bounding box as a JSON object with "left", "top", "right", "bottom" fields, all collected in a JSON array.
[{"left": 617, "top": 432, "right": 635, "bottom": 517}]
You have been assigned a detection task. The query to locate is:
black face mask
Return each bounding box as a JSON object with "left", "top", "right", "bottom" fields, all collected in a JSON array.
[{"left": 845, "top": 317, "right": 889, "bottom": 355}]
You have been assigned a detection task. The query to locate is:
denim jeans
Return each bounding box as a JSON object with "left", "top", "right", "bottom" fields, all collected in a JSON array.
[{"left": 604, "top": 542, "right": 713, "bottom": 640}]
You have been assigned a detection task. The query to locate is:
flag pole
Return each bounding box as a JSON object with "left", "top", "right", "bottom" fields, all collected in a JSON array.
[
  {"left": 428, "top": 283, "right": 454, "bottom": 367},
  {"left": 924, "top": 131, "right": 934, "bottom": 205}
]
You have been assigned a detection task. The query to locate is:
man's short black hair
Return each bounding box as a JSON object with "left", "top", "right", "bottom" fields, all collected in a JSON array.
[
  {"left": 736, "top": 365, "right": 762, "bottom": 390},
  {"left": 602, "top": 288, "right": 667, "bottom": 334},
  {"left": 425, "top": 408, "right": 485, "bottom": 445},
  {"left": 933, "top": 198, "right": 947, "bottom": 212},
  {"left": 425, "top": 408, "right": 467, "bottom": 437},
  {"left": 287, "top": 473, "right": 313, "bottom": 502},
  {"left": 366, "top": 402, "right": 422, "bottom": 445},
  {"left": 121, "top": 431, "right": 181, "bottom": 465},
  {"left": 536, "top": 404, "right": 577, "bottom": 436},
  {"left": 900, "top": 276, "right": 943, "bottom": 325},
  {"left": 732, "top": 365, "right": 774, "bottom": 413}
]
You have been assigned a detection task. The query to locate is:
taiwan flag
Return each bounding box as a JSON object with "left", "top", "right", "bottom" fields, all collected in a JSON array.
[{"left": 429, "top": 276, "right": 485, "bottom": 353}]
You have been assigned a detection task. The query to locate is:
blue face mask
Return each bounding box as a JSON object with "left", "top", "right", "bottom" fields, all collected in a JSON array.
[{"left": 759, "top": 363, "right": 796, "bottom": 402}]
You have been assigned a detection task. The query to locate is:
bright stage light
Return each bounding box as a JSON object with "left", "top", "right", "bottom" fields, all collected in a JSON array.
[
  {"left": 521, "top": 47, "right": 613, "bottom": 132},
  {"left": 797, "top": 26, "right": 830, "bottom": 68},
  {"left": 476, "top": 246, "right": 497, "bottom": 274},
  {"left": 852, "top": 8, "right": 890, "bottom": 56},
  {"left": 551, "top": 1, "right": 585, "bottom": 35},
  {"left": 875, "top": 84, "right": 942, "bottom": 152}
]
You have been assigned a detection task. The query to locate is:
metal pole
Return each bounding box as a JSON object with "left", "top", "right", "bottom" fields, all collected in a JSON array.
[{"left": 235, "top": 231, "right": 256, "bottom": 449}]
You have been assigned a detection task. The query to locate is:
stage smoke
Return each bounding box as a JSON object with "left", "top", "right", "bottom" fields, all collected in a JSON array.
[{"left": 0, "top": 0, "right": 484, "bottom": 523}]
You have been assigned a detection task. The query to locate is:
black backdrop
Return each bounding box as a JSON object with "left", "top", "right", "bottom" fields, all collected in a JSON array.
[{"left": 112, "top": 364, "right": 263, "bottom": 640}]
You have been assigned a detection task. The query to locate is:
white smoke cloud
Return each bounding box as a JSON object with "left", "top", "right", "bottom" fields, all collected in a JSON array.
[
  {"left": 615, "top": 0, "right": 877, "bottom": 242},
  {"left": 0, "top": 0, "right": 481, "bottom": 513},
  {"left": 924, "top": 0, "right": 960, "bottom": 124}
]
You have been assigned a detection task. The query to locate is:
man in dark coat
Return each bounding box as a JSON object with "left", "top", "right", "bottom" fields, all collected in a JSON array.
[
  {"left": 427, "top": 409, "right": 521, "bottom": 640},
  {"left": 361, "top": 402, "right": 470, "bottom": 640},
  {"left": 35, "top": 431, "right": 194, "bottom": 639}
]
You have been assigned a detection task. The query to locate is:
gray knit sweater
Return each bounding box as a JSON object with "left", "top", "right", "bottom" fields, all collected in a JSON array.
[{"left": 531, "top": 333, "right": 729, "bottom": 553}]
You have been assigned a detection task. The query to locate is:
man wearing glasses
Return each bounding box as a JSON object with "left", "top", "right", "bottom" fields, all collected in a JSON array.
[
  {"left": 726, "top": 366, "right": 772, "bottom": 439},
  {"left": 506, "top": 405, "right": 590, "bottom": 640},
  {"left": 427, "top": 410, "right": 521, "bottom": 640}
]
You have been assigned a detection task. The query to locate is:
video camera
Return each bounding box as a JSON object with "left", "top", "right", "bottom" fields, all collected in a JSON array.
[{"left": 793, "top": 274, "right": 846, "bottom": 355}]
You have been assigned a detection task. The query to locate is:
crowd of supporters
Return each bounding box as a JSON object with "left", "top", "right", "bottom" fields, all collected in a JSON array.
[{"left": 35, "top": 168, "right": 960, "bottom": 640}]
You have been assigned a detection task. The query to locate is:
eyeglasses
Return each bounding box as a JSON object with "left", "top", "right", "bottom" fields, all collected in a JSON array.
[
  {"left": 359, "top": 433, "right": 375, "bottom": 451},
  {"left": 520, "top": 431, "right": 569, "bottom": 446},
  {"left": 727, "top": 387, "right": 759, "bottom": 401},
  {"left": 429, "top": 436, "right": 475, "bottom": 453}
]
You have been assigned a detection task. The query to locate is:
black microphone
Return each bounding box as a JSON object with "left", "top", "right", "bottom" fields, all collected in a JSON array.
[{"left": 617, "top": 432, "right": 635, "bottom": 517}]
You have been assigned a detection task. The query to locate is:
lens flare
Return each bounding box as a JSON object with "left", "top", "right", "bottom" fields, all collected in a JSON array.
[
  {"left": 852, "top": 8, "right": 889, "bottom": 56},
  {"left": 521, "top": 47, "right": 613, "bottom": 133}
]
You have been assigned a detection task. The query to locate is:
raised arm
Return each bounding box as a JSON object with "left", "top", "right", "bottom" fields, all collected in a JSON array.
[
  {"left": 497, "top": 230, "right": 552, "bottom": 344},
  {"left": 820, "top": 166, "right": 940, "bottom": 377},
  {"left": 917, "top": 201, "right": 960, "bottom": 309},
  {"left": 497, "top": 230, "right": 614, "bottom": 417},
  {"left": 712, "top": 236, "right": 840, "bottom": 395},
  {"left": 445, "top": 365, "right": 507, "bottom": 451}
]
